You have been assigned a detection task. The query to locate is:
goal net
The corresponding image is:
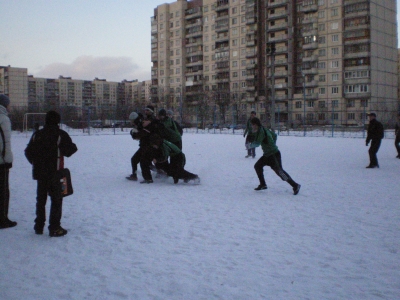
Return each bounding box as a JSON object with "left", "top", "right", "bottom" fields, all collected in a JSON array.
[{"left": 23, "top": 113, "right": 47, "bottom": 135}]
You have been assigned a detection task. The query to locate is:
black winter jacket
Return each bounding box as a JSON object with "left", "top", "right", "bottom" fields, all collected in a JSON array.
[
  {"left": 366, "top": 119, "right": 384, "bottom": 144},
  {"left": 25, "top": 125, "right": 77, "bottom": 180}
]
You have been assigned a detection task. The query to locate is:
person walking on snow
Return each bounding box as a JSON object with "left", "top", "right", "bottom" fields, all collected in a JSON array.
[
  {"left": 244, "top": 111, "right": 256, "bottom": 158},
  {"left": 394, "top": 113, "right": 400, "bottom": 159},
  {"left": 0, "top": 94, "right": 17, "bottom": 229},
  {"left": 365, "top": 112, "right": 384, "bottom": 168},
  {"left": 249, "top": 117, "right": 300, "bottom": 195}
]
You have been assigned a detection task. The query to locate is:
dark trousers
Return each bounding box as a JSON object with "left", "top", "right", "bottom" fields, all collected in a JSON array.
[
  {"left": 368, "top": 139, "right": 381, "bottom": 166},
  {"left": 140, "top": 146, "right": 156, "bottom": 181},
  {"left": 0, "top": 167, "right": 10, "bottom": 222},
  {"left": 131, "top": 148, "right": 142, "bottom": 174},
  {"left": 246, "top": 135, "right": 255, "bottom": 157},
  {"left": 157, "top": 153, "right": 197, "bottom": 181},
  {"left": 395, "top": 134, "right": 400, "bottom": 156},
  {"left": 254, "top": 151, "right": 297, "bottom": 187},
  {"left": 35, "top": 177, "right": 63, "bottom": 231}
]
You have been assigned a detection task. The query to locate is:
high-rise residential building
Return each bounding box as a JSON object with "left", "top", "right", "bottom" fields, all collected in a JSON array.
[
  {"left": 150, "top": 0, "right": 398, "bottom": 127},
  {"left": 0, "top": 66, "right": 29, "bottom": 108}
]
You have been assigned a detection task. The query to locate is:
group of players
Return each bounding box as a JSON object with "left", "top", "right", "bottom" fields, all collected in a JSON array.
[{"left": 126, "top": 105, "right": 199, "bottom": 184}]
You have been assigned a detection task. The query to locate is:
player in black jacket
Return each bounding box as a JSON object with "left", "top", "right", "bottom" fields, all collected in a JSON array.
[
  {"left": 365, "top": 113, "right": 384, "bottom": 168},
  {"left": 25, "top": 111, "right": 77, "bottom": 237}
]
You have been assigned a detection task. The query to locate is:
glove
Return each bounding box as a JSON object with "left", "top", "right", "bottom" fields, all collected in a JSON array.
[{"left": 5, "top": 162, "right": 12, "bottom": 169}]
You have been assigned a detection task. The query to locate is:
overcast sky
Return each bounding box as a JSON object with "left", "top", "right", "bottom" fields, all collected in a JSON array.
[{"left": 1, "top": 0, "right": 399, "bottom": 83}]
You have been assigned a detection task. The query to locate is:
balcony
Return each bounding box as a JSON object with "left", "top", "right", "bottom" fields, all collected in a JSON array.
[
  {"left": 302, "top": 68, "right": 318, "bottom": 75},
  {"left": 303, "top": 55, "right": 318, "bottom": 62},
  {"left": 269, "top": 34, "right": 288, "bottom": 42},
  {"left": 267, "top": 0, "right": 288, "bottom": 8},
  {"left": 185, "top": 11, "right": 202, "bottom": 20},
  {"left": 302, "top": 29, "right": 318, "bottom": 37},
  {"left": 215, "top": 14, "right": 229, "bottom": 22},
  {"left": 302, "top": 17, "right": 317, "bottom": 24},
  {"left": 344, "top": 92, "right": 371, "bottom": 99},
  {"left": 246, "top": 51, "right": 257, "bottom": 58},
  {"left": 344, "top": 51, "right": 370, "bottom": 59},
  {"left": 246, "top": 17, "right": 257, "bottom": 25},
  {"left": 273, "top": 71, "right": 288, "bottom": 77},
  {"left": 215, "top": 24, "right": 229, "bottom": 33},
  {"left": 246, "top": 40, "right": 256, "bottom": 47},
  {"left": 216, "top": 34, "right": 229, "bottom": 43},
  {"left": 151, "top": 54, "right": 158, "bottom": 61},
  {"left": 305, "top": 80, "right": 318, "bottom": 87},
  {"left": 275, "top": 95, "right": 288, "bottom": 101},
  {"left": 305, "top": 93, "right": 318, "bottom": 100},
  {"left": 215, "top": 3, "right": 229, "bottom": 12},
  {"left": 246, "top": 63, "right": 257, "bottom": 69},
  {"left": 274, "top": 58, "right": 288, "bottom": 65},
  {"left": 246, "top": 86, "right": 256, "bottom": 91},
  {"left": 268, "top": 11, "right": 288, "bottom": 20},
  {"left": 268, "top": 22, "right": 288, "bottom": 32},
  {"left": 274, "top": 83, "right": 287, "bottom": 89},
  {"left": 185, "top": 31, "right": 203, "bottom": 38},
  {"left": 186, "top": 60, "right": 203, "bottom": 67},
  {"left": 303, "top": 42, "right": 318, "bottom": 50},
  {"left": 186, "top": 20, "right": 203, "bottom": 29},
  {"left": 302, "top": 4, "right": 318, "bottom": 13}
]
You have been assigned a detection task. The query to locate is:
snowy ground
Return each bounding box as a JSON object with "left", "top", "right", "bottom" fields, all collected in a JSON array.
[{"left": 1, "top": 131, "right": 399, "bottom": 299}]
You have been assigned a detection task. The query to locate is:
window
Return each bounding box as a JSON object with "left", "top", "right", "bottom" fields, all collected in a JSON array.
[
  {"left": 332, "top": 74, "right": 338, "bottom": 81},
  {"left": 176, "top": 59, "right": 180, "bottom": 64},
  {"left": 346, "top": 99, "right": 355, "bottom": 107},
  {"left": 233, "top": 71, "right": 238, "bottom": 77},
  {"left": 296, "top": 101, "right": 302, "bottom": 108},
  {"left": 332, "top": 100, "right": 338, "bottom": 107},
  {"left": 331, "top": 8, "right": 338, "bottom": 17},
  {"left": 332, "top": 34, "right": 339, "bottom": 42},
  {"left": 232, "top": 61, "right": 238, "bottom": 67},
  {"left": 318, "top": 0, "right": 325, "bottom": 5},
  {"left": 241, "top": 70, "right": 246, "bottom": 76},
  {"left": 318, "top": 36, "right": 326, "bottom": 44},
  {"left": 232, "top": 39, "right": 238, "bottom": 46},
  {"left": 348, "top": 113, "right": 355, "bottom": 120},
  {"left": 233, "top": 50, "right": 238, "bottom": 57},
  {"left": 232, "top": 7, "right": 237, "bottom": 14},
  {"left": 296, "top": 114, "right": 302, "bottom": 120},
  {"left": 319, "top": 49, "right": 326, "bottom": 56},
  {"left": 331, "top": 47, "right": 339, "bottom": 55},
  {"left": 331, "top": 61, "right": 339, "bottom": 68},
  {"left": 318, "top": 10, "right": 325, "bottom": 18},
  {"left": 331, "top": 22, "right": 339, "bottom": 30},
  {"left": 241, "top": 82, "right": 246, "bottom": 87},
  {"left": 308, "top": 101, "right": 315, "bottom": 108},
  {"left": 318, "top": 24, "right": 325, "bottom": 31},
  {"left": 318, "top": 62, "right": 326, "bottom": 69},
  {"left": 232, "top": 18, "right": 238, "bottom": 25},
  {"left": 332, "top": 87, "right": 339, "bottom": 94},
  {"left": 319, "top": 88, "right": 326, "bottom": 95},
  {"left": 319, "top": 75, "right": 326, "bottom": 82}
]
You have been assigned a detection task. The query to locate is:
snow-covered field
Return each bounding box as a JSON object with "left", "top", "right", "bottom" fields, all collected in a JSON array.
[{"left": 1, "top": 131, "right": 399, "bottom": 299}]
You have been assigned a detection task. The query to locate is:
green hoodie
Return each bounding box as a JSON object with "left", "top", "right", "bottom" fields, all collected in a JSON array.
[{"left": 250, "top": 126, "right": 278, "bottom": 158}]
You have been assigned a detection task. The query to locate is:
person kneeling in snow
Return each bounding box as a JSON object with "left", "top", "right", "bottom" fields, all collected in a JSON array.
[
  {"left": 249, "top": 117, "right": 300, "bottom": 195},
  {"left": 149, "top": 134, "right": 199, "bottom": 184}
]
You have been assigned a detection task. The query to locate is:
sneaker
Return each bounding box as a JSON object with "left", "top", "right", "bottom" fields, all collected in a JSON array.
[
  {"left": 366, "top": 165, "right": 379, "bottom": 168},
  {"left": 34, "top": 226, "right": 43, "bottom": 235},
  {"left": 0, "top": 219, "right": 17, "bottom": 229},
  {"left": 293, "top": 184, "right": 301, "bottom": 195},
  {"left": 245, "top": 155, "right": 251, "bottom": 158},
  {"left": 126, "top": 174, "right": 138, "bottom": 181},
  {"left": 254, "top": 184, "right": 267, "bottom": 191},
  {"left": 173, "top": 177, "right": 179, "bottom": 184},
  {"left": 140, "top": 179, "right": 153, "bottom": 184},
  {"left": 49, "top": 227, "right": 68, "bottom": 237}
]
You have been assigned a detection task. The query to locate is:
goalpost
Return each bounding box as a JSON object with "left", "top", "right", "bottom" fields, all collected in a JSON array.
[{"left": 23, "top": 113, "right": 47, "bottom": 137}]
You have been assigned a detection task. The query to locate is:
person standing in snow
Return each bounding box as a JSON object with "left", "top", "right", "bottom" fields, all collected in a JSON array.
[
  {"left": 249, "top": 117, "right": 300, "bottom": 194},
  {"left": 0, "top": 94, "right": 17, "bottom": 229},
  {"left": 365, "top": 113, "right": 384, "bottom": 168},
  {"left": 126, "top": 111, "right": 145, "bottom": 181},
  {"left": 244, "top": 111, "right": 256, "bottom": 158},
  {"left": 25, "top": 111, "right": 77, "bottom": 237}
]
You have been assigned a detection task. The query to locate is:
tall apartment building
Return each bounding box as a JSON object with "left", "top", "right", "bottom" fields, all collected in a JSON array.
[
  {"left": 150, "top": 0, "right": 398, "bottom": 127},
  {"left": 0, "top": 66, "right": 29, "bottom": 108}
]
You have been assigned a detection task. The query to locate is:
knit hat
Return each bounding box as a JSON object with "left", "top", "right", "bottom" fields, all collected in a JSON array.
[
  {"left": 45, "top": 110, "right": 61, "bottom": 125},
  {"left": 145, "top": 105, "right": 154, "bottom": 113},
  {"left": 0, "top": 94, "right": 10, "bottom": 108},
  {"left": 129, "top": 112, "right": 139, "bottom": 120},
  {"left": 167, "top": 110, "right": 174, "bottom": 116},
  {"left": 158, "top": 109, "right": 167, "bottom": 117}
]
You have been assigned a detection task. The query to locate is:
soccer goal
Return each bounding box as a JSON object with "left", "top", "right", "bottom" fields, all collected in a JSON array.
[{"left": 23, "top": 113, "right": 47, "bottom": 137}]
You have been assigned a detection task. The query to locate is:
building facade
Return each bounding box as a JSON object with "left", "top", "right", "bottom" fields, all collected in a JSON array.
[{"left": 150, "top": 0, "right": 398, "bottom": 127}]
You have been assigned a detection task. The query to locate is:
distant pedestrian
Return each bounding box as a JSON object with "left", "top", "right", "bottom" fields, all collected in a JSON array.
[
  {"left": 244, "top": 111, "right": 257, "bottom": 158},
  {"left": 249, "top": 117, "right": 301, "bottom": 195},
  {"left": 0, "top": 94, "right": 17, "bottom": 229},
  {"left": 25, "top": 111, "right": 78, "bottom": 237},
  {"left": 394, "top": 113, "right": 400, "bottom": 159},
  {"left": 365, "top": 113, "right": 384, "bottom": 168}
]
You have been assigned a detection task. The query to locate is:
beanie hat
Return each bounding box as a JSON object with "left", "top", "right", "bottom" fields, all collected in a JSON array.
[
  {"left": 158, "top": 109, "right": 167, "bottom": 117},
  {"left": 145, "top": 105, "right": 154, "bottom": 113},
  {"left": 167, "top": 110, "right": 174, "bottom": 116},
  {"left": 129, "top": 112, "right": 139, "bottom": 120},
  {"left": 251, "top": 111, "right": 256, "bottom": 115},
  {"left": 0, "top": 94, "right": 10, "bottom": 108},
  {"left": 45, "top": 110, "right": 61, "bottom": 126}
]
